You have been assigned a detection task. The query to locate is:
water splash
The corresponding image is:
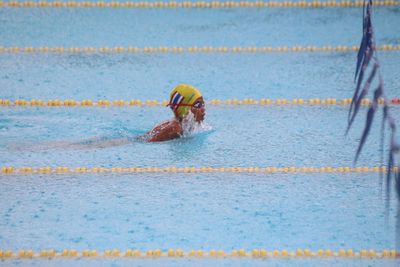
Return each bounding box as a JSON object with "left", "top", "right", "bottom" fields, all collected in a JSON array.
[{"left": 181, "top": 111, "right": 212, "bottom": 138}]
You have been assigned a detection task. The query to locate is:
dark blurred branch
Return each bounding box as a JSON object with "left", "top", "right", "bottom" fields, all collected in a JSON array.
[{"left": 348, "top": 0, "right": 399, "bottom": 200}]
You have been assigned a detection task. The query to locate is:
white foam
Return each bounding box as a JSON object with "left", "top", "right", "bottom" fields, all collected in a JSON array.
[{"left": 181, "top": 111, "right": 212, "bottom": 138}]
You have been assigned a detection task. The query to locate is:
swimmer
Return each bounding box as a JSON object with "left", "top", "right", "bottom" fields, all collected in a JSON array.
[
  {"left": 9, "top": 84, "right": 205, "bottom": 151},
  {"left": 145, "top": 84, "right": 206, "bottom": 142}
]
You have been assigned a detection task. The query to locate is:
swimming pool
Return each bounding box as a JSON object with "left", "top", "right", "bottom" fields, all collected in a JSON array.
[{"left": 1, "top": 1, "right": 400, "bottom": 266}]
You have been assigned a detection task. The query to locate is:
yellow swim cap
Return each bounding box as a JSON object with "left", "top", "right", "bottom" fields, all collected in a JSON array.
[{"left": 168, "top": 84, "right": 202, "bottom": 118}]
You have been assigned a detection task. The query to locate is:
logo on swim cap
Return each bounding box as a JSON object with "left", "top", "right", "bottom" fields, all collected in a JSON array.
[{"left": 169, "top": 91, "right": 185, "bottom": 111}]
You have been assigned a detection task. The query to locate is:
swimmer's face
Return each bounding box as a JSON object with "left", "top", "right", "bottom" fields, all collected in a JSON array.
[{"left": 191, "top": 97, "right": 206, "bottom": 122}]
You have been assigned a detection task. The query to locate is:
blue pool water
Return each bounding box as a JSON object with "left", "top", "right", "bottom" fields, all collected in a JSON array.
[{"left": 1, "top": 2, "right": 400, "bottom": 266}]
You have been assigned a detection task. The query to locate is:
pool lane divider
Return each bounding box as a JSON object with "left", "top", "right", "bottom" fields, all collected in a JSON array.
[
  {"left": 0, "top": 0, "right": 399, "bottom": 8},
  {"left": 1, "top": 249, "right": 400, "bottom": 259},
  {"left": 0, "top": 248, "right": 399, "bottom": 259},
  {"left": 1, "top": 45, "right": 399, "bottom": 53},
  {"left": 1, "top": 98, "right": 400, "bottom": 107},
  {"left": 1, "top": 166, "right": 398, "bottom": 175}
]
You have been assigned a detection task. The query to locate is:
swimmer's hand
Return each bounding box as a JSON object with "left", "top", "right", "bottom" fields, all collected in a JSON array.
[{"left": 145, "top": 120, "right": 183, "bottom": 142}]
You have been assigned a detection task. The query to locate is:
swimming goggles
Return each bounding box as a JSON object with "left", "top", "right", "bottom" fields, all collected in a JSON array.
[
  {"left": 192, "top": 100, "right": 204, "bottom": 109},
  {"left": 167, "top": 100, "right": 204, "bottom": 110}
]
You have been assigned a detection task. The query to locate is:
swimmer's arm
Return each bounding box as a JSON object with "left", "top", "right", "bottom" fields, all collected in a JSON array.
[{"left": 147, "top": 120, "right": 183, "bottom": 142}]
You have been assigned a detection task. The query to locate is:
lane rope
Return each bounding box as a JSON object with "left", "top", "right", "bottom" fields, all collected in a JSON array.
[
  {"left": 1, "top": 98, "right": 400, "bottom": 107},
  {"left": 0, "top": 0, "right": 399, "bottom": 9},
  {"left": 1, "top": 166, "right": 398, "bottom": 175},
  {"left": 0, "top": 248, "right": 399, "bottom": 259},
  {"left": 0, "top": 45, "right": 399, "bottom": 53}
]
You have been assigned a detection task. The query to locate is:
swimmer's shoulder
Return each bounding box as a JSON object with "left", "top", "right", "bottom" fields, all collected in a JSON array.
[{"left": 147, "top": 119, "right": 183, "bottom": 142}]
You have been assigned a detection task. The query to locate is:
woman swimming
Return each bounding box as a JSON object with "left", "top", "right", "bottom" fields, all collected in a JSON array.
[
  {"left": 9, "top": 84, "right": 205, "bottom": 151},
  {"left": 145, "top": 84, "right": 206, "bottom": 142}
]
